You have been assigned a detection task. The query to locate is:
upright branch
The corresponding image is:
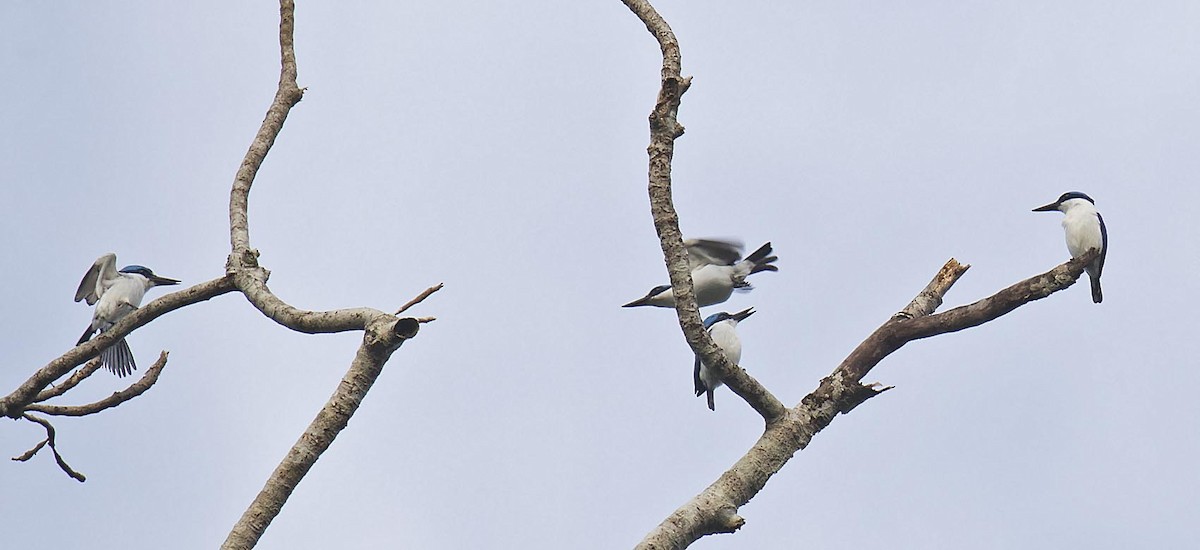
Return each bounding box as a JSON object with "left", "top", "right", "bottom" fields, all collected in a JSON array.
[
  {"left": 218, "top": 1, "right": 440, "bottom": 547},
  {"left": 228, "top": 0, "right": 303, "bottom": 260},
  {"left": 620, "top": 1, "right": 1101, "bottom": 547},
  {"left": 620, "top": 0, "right": 784, "bottom": 423},
  {"left": 7, "top": 13, "right": 439, "bottom": 550}
]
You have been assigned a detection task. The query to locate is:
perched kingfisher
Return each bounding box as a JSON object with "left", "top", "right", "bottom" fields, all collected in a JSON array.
[
  {"left": 75, "top": 253, "right": 180, "bottom": 376},
  {"left": 623, "top": 239, "right": 777, "bottom": 308},
  {"left": 694, "top": 307, "right": 755, "bottom": 411},
  {"left": 1033, "top": 192, "right": 1107, "bottom": 303}
]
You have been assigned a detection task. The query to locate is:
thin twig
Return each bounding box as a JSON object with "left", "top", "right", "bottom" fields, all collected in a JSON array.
[
  {"left": 395, "top": 283, "right": 444, "bottom": 315},
  {"left": 34, "top": 358, "right": 104, "bottom": 403},
  {"left": 13, "top": 413, "right": 86, "bottom": 482},
  {"left": 26, "top": 352, "right": 169, "bottom": 417}
]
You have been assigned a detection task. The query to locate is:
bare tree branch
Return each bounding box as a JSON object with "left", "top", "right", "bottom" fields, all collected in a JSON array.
[
  {"left": 33, "top": 358, "right": 104, "bottom": 403},
  {"left": 235, "top": 271, "right": 389, "bottom": 334},
  {"left": 12, "top": 414, "right": 86, "bottom": 482},
  {"left": 220, "top": 317, "right": 420, "bottom": 550},
  {"left": 637, "top": 255, "right": 1092, "bottom": 548},
  {"left": 25, "top": 352, "right": 169, "bottom": 417},
  {"left": 620, "top": 1, "right": 1103, "bottom": 545},
  {"left": 212, "top": 2, "right": 436, "bottom": 547},
  {"left": 837, "top": 251, "right": 1095, "bottom": 384},
  {"left": 895, "top": 258, "right": 971, "bottom": 320},
  {"left": 8, "top": 14, "right": 438, "bottom": 549},
  {"left": 620, "top": 0, "right": 785, "bottom": 423},
  {"left": 228, "top": 0, "right": 303, "bottom": 258},
  {"left": 0, "top": 276, "right": 236, "bottom": 419},
  {"left": 396, "top": 283, "right": 444, "bottom": 315}
]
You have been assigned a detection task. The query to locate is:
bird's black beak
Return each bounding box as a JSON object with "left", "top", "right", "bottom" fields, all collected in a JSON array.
[
  {"left": 623, "top": 285, "right": 671, "bottom": 308},
  {"left": 622, "top": 297, "right": 650, "bottom": 308},
  {"left": 151, "top": 275, "right": 181, "bottom": 287},
  {"left": 1032, "top": 202, "right": 1060, "bottom": 212},
  {"left": 730, "top": 307, "right": 755, "bottom": 322}
]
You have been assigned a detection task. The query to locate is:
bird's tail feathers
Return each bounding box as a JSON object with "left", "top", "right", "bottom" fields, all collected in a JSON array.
[
  {"left": 695, "top": 359, "right": 715, "bottom": 410},
  {"left": 744, "top": 242, "right": 779, "bottom": 274},
  {"left": 1090, "top": 276, "right": 1103, "bottom": 304},
  {"left": 101, "top": 338, "right": 138, "bottom": 377},
  {"left": 77, "top": 325, "right": 97, "bottom": 346}
]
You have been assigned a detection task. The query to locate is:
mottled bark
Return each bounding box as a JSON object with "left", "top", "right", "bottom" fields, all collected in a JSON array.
[
  {"left": 221, "top": 319, "right": 421, "bottom": 550},
  {"left": 25, "top": 352, "right": 170, "bottom": 417},
  {"left": 620, "top": 1, "right": 1098, "bottom": 547},
  {"left": 620, "top": 0, "right": 785, "bottom": 424},
  {"left": 636, "top": 255, "right": 1091, "bottom": 549},
  {"left": 218, "top": 2, "right": 436, "bottom": 548},
  {"left": 7, "top": 9, "right": 439, "bottom": 550}
]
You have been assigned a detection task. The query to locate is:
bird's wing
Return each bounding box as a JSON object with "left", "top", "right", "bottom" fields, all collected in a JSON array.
[
  {"left": 693, "top": 355, "right": 705, "bottom": 397},
  {"left": 74, "top": 253, "right": 118, "bottom": 305},
  {"left": 1096, "top": 213, "right": 1107, "bottom": 278},
  {"left": 684, "top": 238, "right": 743, "bottom": 270}
]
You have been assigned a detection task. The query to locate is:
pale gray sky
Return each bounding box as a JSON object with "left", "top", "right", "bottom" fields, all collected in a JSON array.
[{"left": 3, "top": 2, "right": 1198, "bottom": 548}]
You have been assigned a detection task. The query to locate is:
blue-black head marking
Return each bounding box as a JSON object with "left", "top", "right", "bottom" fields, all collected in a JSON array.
[
  {"left": 1057, "top": 191, "right": 1094, "bottom": 204},
  {"left": 120, "top": 265, "right": 181, "bottom": 286},
  {"left": 703, "top": 307, "right": 755, "bottom": 328},
  {"left": 621, "top": 284, "right": 674, "bottom": 308},
  {"left": 1034, "top": 191, "right": 1095, "bottom": 212},
  {"left": 647, "top": 284, "right": 672, "bottom": 297},
  {"left": 120, "top": 265, "right": 153, "bottom": 276}
]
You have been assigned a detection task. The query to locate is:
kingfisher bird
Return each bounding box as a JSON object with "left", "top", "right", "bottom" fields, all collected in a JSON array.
[
  {"left": 75, "top": 253, "right": 180, "bottom": 376},
  {"left": 694, "top": 307, "right": 755, "bottom": 411},
  {"left": 623, "top": 239, "right": 777, "bottom": 308},
  {"left": 1033, "top": 192, "right": 1107, "bottom": 303}
]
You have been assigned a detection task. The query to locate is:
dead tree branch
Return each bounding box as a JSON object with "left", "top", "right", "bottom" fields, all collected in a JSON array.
[
  {"left": 620, "top": 0, "right": 786, "bottom": 424},
  {"left": 12, "top": 413, "right": 86, "bottom": 482},
  {"left": 33, "top": 358, "right": 104, "bottom": 403},
  {"left": 637, "top": 256, "right": 1093, "bottom": 548},
  {"left": 620, "top": 1, "right": 1102, "bottom": 546},
  {"left": 220, "top": 317, "right": 421, "bottom": 550},
  {"left": 8, "top": 15, "right": 437, "bottom": 547},
  {"left": 0, "top": 276, "right": 236, "bottom": 419},
  {"left": 25, "top": 352, "right": 169, "bottom": 417},
  {"left": 396, "top": 283, "right": 444, "bottom": 315},
  {"left": 216, "top": 2, "right": 435, "bottom": 547}
]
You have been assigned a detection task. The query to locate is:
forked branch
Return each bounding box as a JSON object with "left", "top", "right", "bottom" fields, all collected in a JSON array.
[
  {"left": 637, "top": 256, "right": 1093, "bottom": 548},
  {"left": 217, "top": 2, "right": 436, "bottom": 548},
  {"left": 0, "top": 276, "right": 236, "bottom": 420},
  {"left": 620, "top": 2, "right": 1101, "bottom": 546},
  {"left": 12, "top": 413, "right": 86, "bottom": 482},
  {"left": 25, "top": 352, "right": 170, "bottom": 417}
]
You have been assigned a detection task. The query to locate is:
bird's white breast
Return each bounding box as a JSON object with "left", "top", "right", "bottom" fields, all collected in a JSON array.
[
  {"left": 700, "top": 320, "right": 742, "bottom": 392},
  {"left": 1061, "top": 203, "right": 1103, "bottom": 259},
  {"left": 708, "top": 321, "right": 743, "bottom": 365},
  {"left": 93, "top": 276, "right": 147, "bottom": 327}
]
